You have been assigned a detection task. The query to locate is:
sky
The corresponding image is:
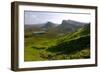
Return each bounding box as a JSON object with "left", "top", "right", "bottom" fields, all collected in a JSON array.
[{"left": 24, "top": 11, "right": 91, "bottom": 25}]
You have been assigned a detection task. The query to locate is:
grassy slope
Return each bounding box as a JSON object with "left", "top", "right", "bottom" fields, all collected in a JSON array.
[{"left": 24, "top": 24, "right": 90, "bottom": 61}]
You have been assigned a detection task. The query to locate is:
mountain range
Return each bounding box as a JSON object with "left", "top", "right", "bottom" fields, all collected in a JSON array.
[
  {"left": 41, "top": 20, "right": 88, "bottom": 32},
  {"left": 25, "top": 19, "right": 90, "bottom": 37}
]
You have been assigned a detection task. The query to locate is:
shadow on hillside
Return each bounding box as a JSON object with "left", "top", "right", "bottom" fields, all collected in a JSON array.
[{"left": 46, "top": 35, "right": 90, "bottom": 55}]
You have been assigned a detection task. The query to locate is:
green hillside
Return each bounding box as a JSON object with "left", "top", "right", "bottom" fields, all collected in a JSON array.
[
  {"left": 47, "top": 35, "right": 90, "bottom": 53},
  {"left": 24, "top": 23, "right": 90, "bottom": 61},
  {"left": 45, "top": 24, "right": 90, "bottom": 59},
  {"left": 56, "top": 23, "right": 90, "bottom": 43}
]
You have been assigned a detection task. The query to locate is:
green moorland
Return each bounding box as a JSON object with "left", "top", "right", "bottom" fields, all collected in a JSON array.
[{"left": 24, "top": 24, "right": 90, "bottom": 61}]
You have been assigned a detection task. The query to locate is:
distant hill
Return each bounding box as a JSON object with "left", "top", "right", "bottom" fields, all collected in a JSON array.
[
  {"left": 65, "top": 20, "right": 88, "bottom": 26},
  {"left": 54, "top": 20, "right": 89, "bottom": 34},
  {"left": 25, "top": 22, "right": 58, "bottom": 32},
  {"left": 24, "top": 25, "right": 42, "bottom": 32},
  {"left": 41, "top": 22, "right": 58, "bottom": 31}
]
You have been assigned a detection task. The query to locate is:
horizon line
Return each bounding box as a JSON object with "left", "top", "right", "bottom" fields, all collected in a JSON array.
[{"left": 24, "top": 19, "right": 90, "bottom": 25}]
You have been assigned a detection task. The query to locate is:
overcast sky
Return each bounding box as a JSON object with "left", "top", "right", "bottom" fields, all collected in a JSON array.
[{"left": 24, "top": 11, "right": 90, "bottom": 25}]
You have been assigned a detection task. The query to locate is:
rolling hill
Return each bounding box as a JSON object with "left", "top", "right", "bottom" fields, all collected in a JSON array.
[{"left": 46, "top": 23, "right": 90, "bottom": 54}]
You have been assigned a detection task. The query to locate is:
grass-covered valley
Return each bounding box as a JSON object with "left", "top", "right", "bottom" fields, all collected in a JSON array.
[{"left": 24, "top": 20, "right": 90, "bottom": 61}]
